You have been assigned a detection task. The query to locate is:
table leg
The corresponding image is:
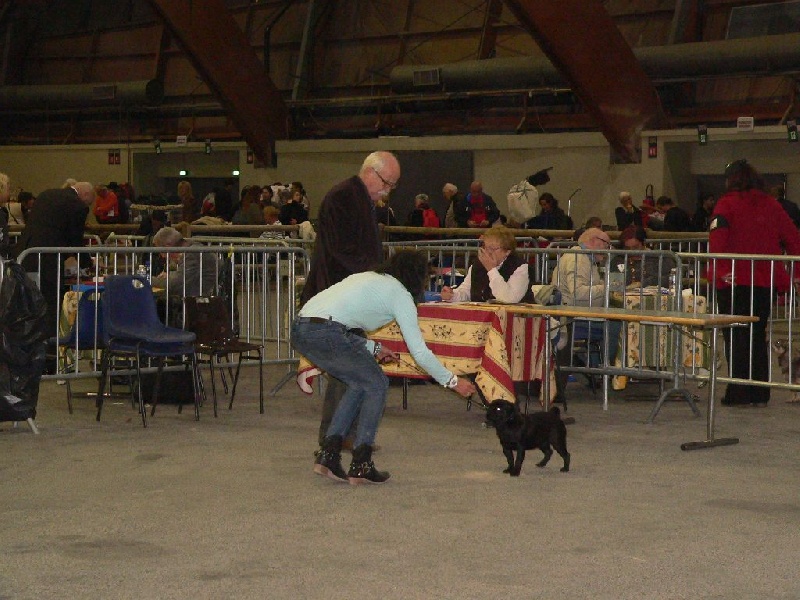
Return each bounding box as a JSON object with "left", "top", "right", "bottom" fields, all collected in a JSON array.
[
  {"left": 543, "top": 313, "right": 552, "bottom": 411},
  {"left": 681, "top": 325, "right": 739, "bottom": 450}
]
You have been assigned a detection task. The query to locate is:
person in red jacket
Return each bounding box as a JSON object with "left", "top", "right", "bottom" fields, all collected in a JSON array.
[{"left": 709, "top": 159, "right": 800, "bottom": 407}]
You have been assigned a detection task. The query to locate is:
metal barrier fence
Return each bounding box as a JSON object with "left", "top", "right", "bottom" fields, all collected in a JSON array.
[
  {"left": 383, "top": 239, "right": 800, "bottom": 406},
  {"left": 676, "top": 251, "right": 800, "bottom": 396},
  {"left": 16, "top": 245, "right": 309, "bottom": 385}
]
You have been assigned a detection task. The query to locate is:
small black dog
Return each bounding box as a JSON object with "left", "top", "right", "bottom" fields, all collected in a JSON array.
[{"left": 485, "top": 399, "right": 570, "bottom": 476}]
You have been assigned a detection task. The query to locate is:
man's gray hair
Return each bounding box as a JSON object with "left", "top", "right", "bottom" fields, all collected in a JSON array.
[
  {"left": 72, "top": 181, "right": 95, "bottom": 204},
  {"left": 443, "top": 183, "right": 458, "bottom": 194},
  {"left": 361, "top": 151, "right": 386, "bottom": 173},
  {"left": 152, "top": 226, "right": 183, "bottom": 247}
]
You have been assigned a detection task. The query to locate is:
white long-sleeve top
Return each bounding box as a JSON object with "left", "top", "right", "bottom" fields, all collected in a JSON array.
[{"left": 446, "top": 260, "right": 530, "bottom": 303}]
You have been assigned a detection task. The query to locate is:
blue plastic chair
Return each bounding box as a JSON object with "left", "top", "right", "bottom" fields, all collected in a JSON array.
[
  {"left": 96, "top": 275, "right": 200, "bottom": 427},
  {"left": 51, "top": 289, "right": 105, "bottom": 414}
]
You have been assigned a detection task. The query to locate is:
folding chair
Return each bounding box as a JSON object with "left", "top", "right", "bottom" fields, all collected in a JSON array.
[
  {"left": 50, "top": 288, "right": 106, "bottom": 413},
  {"left": 96, "top": 275, "right": 200, "bottom": 427},
  {"left": 184, "top": 296, "right": 264, "bottom": 416}
]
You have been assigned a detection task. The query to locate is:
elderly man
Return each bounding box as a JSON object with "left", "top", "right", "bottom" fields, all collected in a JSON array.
[
  {"left": 301, "top": 151, "right": 400, "bottom": 447},
  {"left": 151, "top": 226, "right": 220, "bottom": 298},
  {"left": 550, "top": 227, "right": 622, "bottom": 400},
  {"left": 457, "top": 181, "right": 499, "bottom": 228},
  {"left": 15, "top": 180, "right": 94, "bottom": 344},
  {"left": 442, "top": 182, "right": 460, "bottom": 228}
]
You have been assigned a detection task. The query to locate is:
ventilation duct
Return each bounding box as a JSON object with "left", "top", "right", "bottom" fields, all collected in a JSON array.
[
  {"left": 0, "top": 79, "right": 164, "bottom": 109},
  {"left": 391, "top": 33, "right": 800, "bottom": 94}
]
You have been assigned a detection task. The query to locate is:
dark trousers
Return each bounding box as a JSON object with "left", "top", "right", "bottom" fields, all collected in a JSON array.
[{"left": 717, "top": 286, "right": 771, "bottom": 405}]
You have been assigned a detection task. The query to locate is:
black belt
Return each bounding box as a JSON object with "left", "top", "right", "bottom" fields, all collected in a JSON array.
[
  {"left": 297, "top": 316, "right": 334, "bottom": 325},
  {"left": 295, "top": 316, "right": 366, "bottom": 337}
]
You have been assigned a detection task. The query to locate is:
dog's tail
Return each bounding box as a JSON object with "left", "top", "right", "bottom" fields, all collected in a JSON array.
[{"left": 549, "top": 406, "right": 561, "bottom": 416}]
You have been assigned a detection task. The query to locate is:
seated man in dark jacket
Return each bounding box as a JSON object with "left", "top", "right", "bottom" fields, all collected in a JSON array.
[{"left": 456, "top": 181, "right": 499, "bottom": 228}]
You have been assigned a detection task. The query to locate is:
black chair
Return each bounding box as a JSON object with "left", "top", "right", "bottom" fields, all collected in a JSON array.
[
  {"left": 96, "top": 275, "right": 201, "bottom": 427},
  {"left": 184, "top": 296, "right": 264, "bottom": 416}
]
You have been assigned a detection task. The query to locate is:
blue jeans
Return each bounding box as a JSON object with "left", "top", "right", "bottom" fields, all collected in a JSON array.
[{"left": 291, "top": 318, "right": 389, "bottom": 447}]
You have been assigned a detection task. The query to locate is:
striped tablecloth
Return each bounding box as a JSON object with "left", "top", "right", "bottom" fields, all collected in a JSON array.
[
  {"left": 296, "top": 302, "right": 553, "bottom": 403},
  {"left": 371, "top": 302, "right": 551, "bottom": 403}
]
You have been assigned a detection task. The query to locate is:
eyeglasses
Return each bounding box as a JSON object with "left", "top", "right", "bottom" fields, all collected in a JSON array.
[
  {"left": 596, "top": 238, "right": 612, "bottom": 248},
  {"left": 373, "top": 168, "right": 398, "bottom": 190},
  {"left": 479, "top": 240, "right": 504, "bottom": 252}
]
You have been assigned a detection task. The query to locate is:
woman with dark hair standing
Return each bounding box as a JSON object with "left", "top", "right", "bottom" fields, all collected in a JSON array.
[
  {"left": 292, "top": 250, "right": 475, "bottom": 484},
  {"left": 710, "top": 159, "right": 800, "bottom": 407}
]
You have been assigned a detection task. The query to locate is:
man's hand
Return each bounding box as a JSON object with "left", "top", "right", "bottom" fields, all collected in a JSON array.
[
  {"left": 452, "top": 377, "right": 477, "bottom": 397},
  {"left": 440, "top": 286, "right": 454, "bottom": 301},
  {"left": 376, "top": 347, "right": 399, "bottom": 364},
  {"left": 480, "top": 220, "right": 489, "bottom": 227},
  {"left": 467, "top": 220, "right": 477, "bottom": 227}
]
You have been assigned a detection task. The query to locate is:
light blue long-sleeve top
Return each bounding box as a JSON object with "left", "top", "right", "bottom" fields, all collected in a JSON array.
[{"left": 298, "top": 271, "right": 453, "bottom": 386}]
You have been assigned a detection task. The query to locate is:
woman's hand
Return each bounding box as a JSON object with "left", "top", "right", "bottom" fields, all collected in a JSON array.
[
  {"left": 452, "top": 377, "right": 477, "bottom": 397},
  {"left": 478, "top": 247, "right": 499, "bottom": 271},
  {"left": 440, "top": 286, "right": 454, "bottom": 301},
  {"left": 376, "top": 347, "right": 399, "bottom": 364}
]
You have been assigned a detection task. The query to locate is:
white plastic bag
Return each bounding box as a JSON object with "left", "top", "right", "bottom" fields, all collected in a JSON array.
[{"left": 506, "top": 179, "right": 539, "bottom": 223}]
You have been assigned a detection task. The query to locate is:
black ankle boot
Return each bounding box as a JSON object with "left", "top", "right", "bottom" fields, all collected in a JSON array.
[
  {"left": 348, "top": 444, "right": 390, "bottom": 485},
  {"left": 313, "top": 435, "right": 348, "bottom": 482}
]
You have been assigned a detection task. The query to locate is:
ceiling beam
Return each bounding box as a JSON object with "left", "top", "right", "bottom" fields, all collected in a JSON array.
[
  {"left": 146, "top": 0, "right": 288, "bottom": 164},
  {"left": 502, "top": 0, "right": 666, "bottom": 162}
]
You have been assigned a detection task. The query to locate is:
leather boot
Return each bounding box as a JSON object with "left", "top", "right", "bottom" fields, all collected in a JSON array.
[
  {"left": 348, "top": 444, "right": 390, "bottom": 485},
  {"left": 313, "top": 435, "right": 348, "bottom": 483}
]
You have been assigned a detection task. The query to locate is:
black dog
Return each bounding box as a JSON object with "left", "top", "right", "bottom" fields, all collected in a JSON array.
[{"left": 485, "top": 399, "right": 570, "bottom": 476}]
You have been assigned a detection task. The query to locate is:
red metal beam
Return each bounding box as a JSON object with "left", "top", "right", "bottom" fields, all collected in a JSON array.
[
  {"left": 502, "top": 0, "right": 666, "bottom": 162},
  {"left": 146, "top": 0, "right": 288, "bottom": 164}
]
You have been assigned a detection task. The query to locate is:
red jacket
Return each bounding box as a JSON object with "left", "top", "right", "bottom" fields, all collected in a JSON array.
[{"left": 708, "top": 188, "right": 800, "bottom": 291}]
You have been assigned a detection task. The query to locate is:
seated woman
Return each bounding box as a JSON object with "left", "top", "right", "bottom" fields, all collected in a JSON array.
[
  {"left": 440, "top": 227, "right": 534, "bottom": 303},
  {"left": 610, "top": 225, "right": 675, "bottom": 288}
]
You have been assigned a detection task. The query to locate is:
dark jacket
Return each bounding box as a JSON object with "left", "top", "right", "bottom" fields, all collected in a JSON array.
[
  {"left": 455, "top": 193, "right": 499, "bottom": 227},
  {"left": 279, "top": 201, "right": 309, "bottom": 225},
  {"left": 300, "top": 176, "right": 382, "bottom": 305},
  {"left": 15, "top": 187, "right": 89, "bottom": 266},
  {"left": 0, "top": 206, "right": 9, "bottom": 259},
  {"left": 14, "top": 186, "right": 90, "bottom": 337},
  {"left": 615, "top": 206, "right": 643, "bottom": 230},
  {"left": 526, "top": 209, "right": 573, "bottom": 230},
  {"left": 663, "top": 206, "right": 692, "bottom": 232}
]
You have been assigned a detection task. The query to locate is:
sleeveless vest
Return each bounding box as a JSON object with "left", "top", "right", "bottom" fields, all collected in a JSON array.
[{"left": 470, "top": 253, "right": 534, "bottom": 303}]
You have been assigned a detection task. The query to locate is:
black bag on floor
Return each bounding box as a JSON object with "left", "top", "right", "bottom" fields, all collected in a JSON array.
[
  {"left": 0, "top": 260, "right": 47, "bottom": 422},
  {"left": 138, "top": 369, "right": 195, "bottom": 405}
]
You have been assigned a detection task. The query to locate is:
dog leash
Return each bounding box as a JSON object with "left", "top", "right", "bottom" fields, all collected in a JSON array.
[{"left": 384, "top": 353, "right": 478, "bottom": 406}]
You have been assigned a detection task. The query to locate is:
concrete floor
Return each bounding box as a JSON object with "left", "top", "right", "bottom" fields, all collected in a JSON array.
[{"left": 2, "top": 367, "right": 799, "bottom": 600}]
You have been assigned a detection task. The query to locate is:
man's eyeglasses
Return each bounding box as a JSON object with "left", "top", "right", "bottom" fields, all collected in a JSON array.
[
  {"left": 596, "top": 238, "right": 612, "bottom": 248},
  {"left": 373, "top": 168, "right": 398, "bottom": 190}
]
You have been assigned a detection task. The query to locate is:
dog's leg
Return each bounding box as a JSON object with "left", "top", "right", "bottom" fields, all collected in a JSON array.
[
  {"left": 502, "top": 447, "right": 514, "bottom": 474},
  {"left": 511, "top": 445, "right": 525, "bottom": 476},
  {"left": 554, "top": 443, "right": 570, "bottom": 472},
  {"left": 536, "top": 445, "right": 552, "bottom": 468}
]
